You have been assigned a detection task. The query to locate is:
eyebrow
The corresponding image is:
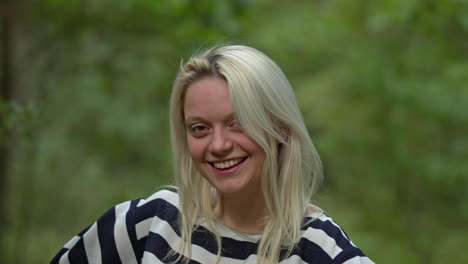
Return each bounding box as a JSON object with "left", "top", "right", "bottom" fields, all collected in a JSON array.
[
  {"left": 184, "top": 113, "right": 236, "bottom": 125},
  {"left": 184, "top": 116, "right": 208, "bottom": 125}
]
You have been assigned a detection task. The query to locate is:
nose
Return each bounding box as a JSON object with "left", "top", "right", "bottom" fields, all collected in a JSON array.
[{"left": 209, "top": 129, "right": 233, "bottom": 156}]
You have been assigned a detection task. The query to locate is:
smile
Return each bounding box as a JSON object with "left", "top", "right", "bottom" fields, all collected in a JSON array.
[{"left": 210, "top": 157, "right": 247, "bottom": 170}]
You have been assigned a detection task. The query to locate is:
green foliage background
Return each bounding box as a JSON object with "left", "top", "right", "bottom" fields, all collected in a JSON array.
[{"left": 2, "top": 0, "right": 467, "bottom": 263}]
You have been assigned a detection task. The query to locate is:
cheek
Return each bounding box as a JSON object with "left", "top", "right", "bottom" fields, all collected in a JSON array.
[
  {"left": 248, "top": 141, "right": 266, "bottom": 166},
  {"left": 254, "top": 151, "right": 266, "bottom": 170},
  {"left": 242, "top": 138, "right": 265, "bottom": 157},
  {"left": 187, "top": 138, "right": 205, "bottom": 161}
]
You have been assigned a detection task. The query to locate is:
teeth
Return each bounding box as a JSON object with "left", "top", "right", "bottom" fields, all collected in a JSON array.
[{"left": 213, "top": 158, "right": 243, "bottom": 169}]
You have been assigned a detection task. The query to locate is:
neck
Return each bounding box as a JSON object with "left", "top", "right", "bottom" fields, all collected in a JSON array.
[{"left": 220, "top": 189, "right": 269, "bottom": 234}]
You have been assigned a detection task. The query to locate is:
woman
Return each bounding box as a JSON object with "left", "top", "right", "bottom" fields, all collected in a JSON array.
[{"left": 52, "top": 45, "right": 374, "bottom": 263}]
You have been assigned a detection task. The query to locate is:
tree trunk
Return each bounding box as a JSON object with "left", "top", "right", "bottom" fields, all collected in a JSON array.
[{"left": 0, "top": 0, "right": 14, "bottom": 260}]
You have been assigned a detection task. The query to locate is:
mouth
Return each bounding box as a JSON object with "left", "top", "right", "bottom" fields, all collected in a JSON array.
[{"left": 209, "top": 157, "right": 247, "bottom": 170}]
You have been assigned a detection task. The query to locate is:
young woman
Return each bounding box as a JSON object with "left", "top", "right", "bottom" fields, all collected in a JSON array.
[{"left": 52, "top": 45, "right": 374, "bottom": 264}]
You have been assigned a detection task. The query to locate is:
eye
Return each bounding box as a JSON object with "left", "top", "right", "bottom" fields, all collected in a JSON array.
[
  {"left": 189, "top": 124, "right": 209, "bottom": 137},
  {"left": 229, "top": 119, "right": 242, "bottom": 132}
]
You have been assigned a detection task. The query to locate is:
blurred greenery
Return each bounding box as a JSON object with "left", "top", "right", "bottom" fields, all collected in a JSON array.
[{"left": 1, "top": 0, "right": 467, "bottom": 263}]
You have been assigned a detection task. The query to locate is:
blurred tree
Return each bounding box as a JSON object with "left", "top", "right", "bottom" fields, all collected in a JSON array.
[{"left": 0, "top": 0, "right": 15, "bottom": 261}]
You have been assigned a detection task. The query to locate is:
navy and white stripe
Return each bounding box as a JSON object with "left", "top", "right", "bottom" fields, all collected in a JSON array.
[{"left": 51, "top": 189, "right": 374, "bottom": 264}]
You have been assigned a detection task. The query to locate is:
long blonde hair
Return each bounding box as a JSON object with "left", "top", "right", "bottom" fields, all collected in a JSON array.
[{"left": 169, "top": 45, "right": 323, "bottom": 263}]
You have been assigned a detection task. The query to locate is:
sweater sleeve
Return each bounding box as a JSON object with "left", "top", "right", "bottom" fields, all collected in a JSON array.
[
  {"left": 50, "top": 200, "right": 145, "bottom": 264},
  {"left": 50, "top": 189, "right": 177, "bottom": 264},
  {"left": 299, "top": 213, "right": 375, "bottom": 264},
  {"left": 332, "top": 247, "right": 375, "bottom": 264}
]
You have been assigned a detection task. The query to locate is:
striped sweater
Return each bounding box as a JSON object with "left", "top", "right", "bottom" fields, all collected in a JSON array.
[{"left": 51, "top": 189, "right": 374, "bottom": 264}]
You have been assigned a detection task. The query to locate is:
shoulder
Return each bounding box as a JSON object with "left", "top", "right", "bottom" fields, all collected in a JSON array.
[
  {"left": 50, "top": 188, "right": 181, "bottom": 263},
  {"left": 134, "top": 187, "right": 179, "bottom": 212},
  {"left": 126, "top": 188, "right": 180, "bottom": 224},
  {"left": 294, "top": 213, "right": 374, "bottom": 264}
]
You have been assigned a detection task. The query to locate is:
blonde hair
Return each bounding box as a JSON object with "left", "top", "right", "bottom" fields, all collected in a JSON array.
[{"left": 169, "top": 45, "right": 323, "bottom": 263}]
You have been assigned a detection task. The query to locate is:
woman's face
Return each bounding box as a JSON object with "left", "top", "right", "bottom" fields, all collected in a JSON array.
[{"left": 183, "top": 76, "right": 265, "bottom": 195}]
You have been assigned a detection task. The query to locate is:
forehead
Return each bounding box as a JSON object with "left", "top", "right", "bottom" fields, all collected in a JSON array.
[{"left": 183, "top": 76, "right": 233, "bottom": 119}]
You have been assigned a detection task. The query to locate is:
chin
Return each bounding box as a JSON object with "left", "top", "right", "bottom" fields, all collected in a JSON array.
[
  {"left": 211, "top": 181, "right": 246, "bottom": 195},
  {"left": 217, "top": 187, "right": 242, "bottom": 194}
]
